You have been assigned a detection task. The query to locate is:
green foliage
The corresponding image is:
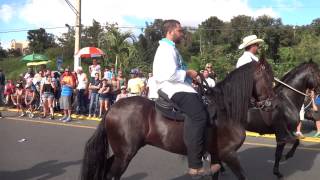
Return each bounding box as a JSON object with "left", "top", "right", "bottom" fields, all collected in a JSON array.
[
  {"left": 27, "top": 28, "right": 57, "bottom": 53},
  {"left": 0, "top": 57, "right": 27, "bottom": 80},
  {"left": 0, "top": 42, "right": 8, "bottom": 59},
  {"left": 82, "top": 19, "right": 103, "bottom": 47},
  {"left": 5, "top": 16, "right": 320, "bottom": 82}
]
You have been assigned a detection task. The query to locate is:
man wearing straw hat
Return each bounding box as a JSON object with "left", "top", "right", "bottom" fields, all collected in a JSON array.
[{"left": 236, "top": 35, "right": 264, "bottom": 68}]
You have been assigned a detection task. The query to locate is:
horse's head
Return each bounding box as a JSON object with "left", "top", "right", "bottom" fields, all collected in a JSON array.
[
  {"left": 251, "top": 57, "right": 275, "bottom": 109},
  {"left": 305, "top": 59, "right": 320, "bottom": 92}
]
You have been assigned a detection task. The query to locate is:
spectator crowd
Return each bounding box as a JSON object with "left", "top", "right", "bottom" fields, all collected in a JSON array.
[{"left": 0, "top": 59, "right": 218, "bottom": 121}]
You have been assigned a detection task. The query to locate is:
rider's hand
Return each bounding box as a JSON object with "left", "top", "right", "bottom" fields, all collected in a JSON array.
[{"left": 310, "top": 90, "right": 315, "bottom": 99}]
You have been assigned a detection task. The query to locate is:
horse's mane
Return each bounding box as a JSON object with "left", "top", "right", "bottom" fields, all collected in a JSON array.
[
  {"left": 207, "top": 62, "right": 255, "bottom": 124},
  {"left": 274, "top": 61, "right": 319, "bottom": 92}
]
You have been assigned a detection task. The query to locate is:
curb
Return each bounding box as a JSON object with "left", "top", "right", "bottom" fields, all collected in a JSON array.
[{"left": 4, "top": 108, "right": 102, "bottom": 122}]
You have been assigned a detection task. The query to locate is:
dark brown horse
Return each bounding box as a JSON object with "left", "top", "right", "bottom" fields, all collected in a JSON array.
[
  {"left": 245, "top": 61, "right": 320, "bottom": 178},
  {"left": 81, "top": 59, "right": 274, "bottom": 180}
]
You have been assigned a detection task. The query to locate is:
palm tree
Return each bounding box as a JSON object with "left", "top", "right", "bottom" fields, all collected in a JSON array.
[{"left": 99, "top": 24, "right": 134, "bottom": 72}]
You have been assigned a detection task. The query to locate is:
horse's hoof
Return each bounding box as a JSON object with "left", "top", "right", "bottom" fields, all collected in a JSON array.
[
  {"left": 273, "top": 171, "right": 283, "bottom": 179},
  {"left": 285, "top": 154, "right": 293, "bottom": 160}
]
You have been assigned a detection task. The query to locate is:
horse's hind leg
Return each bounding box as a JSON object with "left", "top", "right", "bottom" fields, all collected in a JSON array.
[
  {"left": 285, "top": 139, "right": 300, "bottom": 160},
  {"left": 107, "top": 148, "right": 140, "bottom": 180},
  {"left": 223, "top": 151, "right": 247, "bottom": 180}
]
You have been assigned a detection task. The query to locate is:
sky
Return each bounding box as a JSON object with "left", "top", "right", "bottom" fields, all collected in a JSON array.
[{"left": 1, "top": 0, "right": 320, "bottom": 49}]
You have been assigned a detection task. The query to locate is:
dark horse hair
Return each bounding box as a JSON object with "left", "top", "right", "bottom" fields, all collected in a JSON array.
[
  {"left": 81, "top": 60, "right": 274, "bottom": 180},
  {"left": 209, "top": 62, "right": 254, "bottom": 124},
  {"left": 81, "top": 115, "right": 111, "bottom": 180},
  {"left": 274, "top": 60, "right": 319, "bottom": 92}
]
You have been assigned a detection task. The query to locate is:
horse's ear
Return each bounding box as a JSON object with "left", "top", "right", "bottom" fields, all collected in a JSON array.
[{"left": 308, "top": 58, "right": 313, "bottom": 63}]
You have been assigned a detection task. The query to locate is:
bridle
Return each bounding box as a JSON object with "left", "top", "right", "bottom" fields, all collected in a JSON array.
[{"left": 250, "top": 62, "right": 274, "bottom": 110}]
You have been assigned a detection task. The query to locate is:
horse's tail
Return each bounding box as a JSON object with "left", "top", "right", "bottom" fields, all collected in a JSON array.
[{"left": 81, "top": 113, "right": 113, "bottom": 180}]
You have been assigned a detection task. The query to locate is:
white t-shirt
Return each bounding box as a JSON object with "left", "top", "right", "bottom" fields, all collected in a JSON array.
[
  {"left": 205, "top": 77, "right": 216, "bottom": 87},
  {"left": 236, "top": 51, "right": 259, "bottom": 68},
  {"left": 89, "top": 64, "right": 101, "bottom": 77},
  {"left": 153, "top": 39, "right": 196, "bottom": 98},
  {"left": 147, "top": 76, "right": 158, "bottom": 99}
]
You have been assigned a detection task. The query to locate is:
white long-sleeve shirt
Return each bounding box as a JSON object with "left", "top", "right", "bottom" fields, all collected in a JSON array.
[
  {"left": 236, "top": 51, "right": 259, "bottom": 68},
  {"left": 153, "top": 38, "right": 196, "bottom": 98}
]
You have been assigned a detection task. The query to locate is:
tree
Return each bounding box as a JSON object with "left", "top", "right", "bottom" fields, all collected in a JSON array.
[
  {"left": 228, "top": 15, "right": 254, "bottom": 49},
  {"left": 0, "top": 42, "right": 7, "bottom": 59},
  {"left": 7, "top": 48, "right": 22, "bottom": 57},
  {"left": 58, "top": 27, "right": 75, "bottom": 59},
  {"left": 99, "top": 23, "right": 134, "bottom": 71},
  {"left": 199, "top": 16, "right": 224, "bottom": 45},
  {"left": 27, "top": 28, "right": 57, "bottom": 53},
  {"left": 138, "top": 19, "right": 165, "bottom": 65},
  {"left": 310, "top": 18, "right": 320, "bottom": 36},
  {"left": 254, "top": 15, "right": 282, "bottom": 62},
  {"left": 82, "top": 19, "right": 104, "bottom": 47}
]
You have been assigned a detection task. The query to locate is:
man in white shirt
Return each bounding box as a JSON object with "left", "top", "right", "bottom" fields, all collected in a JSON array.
[
  {"left": 146, "top": 72, "right": 158, "bottom": 100},
  {"left": 202, "top": 69, "right": 215, "bottom": 87},
  {"left": 236, "top": 35, "right": 264, "bottom": 68},
  {"left": 153, "top": 19, "right": 219, "bottom": 177},
  {"left": 89, "top": 59, "right": 101, "bottom": 80}
]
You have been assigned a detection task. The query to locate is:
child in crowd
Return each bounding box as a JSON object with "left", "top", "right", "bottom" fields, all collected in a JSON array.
[
  {"left": 12, "top": 82, "right": 25, "bottom": 117},
  {"left": 116, "top": 86, "right": 128, "bottom": 102},
  {"left": 24, "top": 84, "right": 37, "bottom": 118}
]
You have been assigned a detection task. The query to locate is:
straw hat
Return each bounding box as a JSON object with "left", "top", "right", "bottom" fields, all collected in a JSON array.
[{"left": 238, "top": 35, "right": 264, "bottom": 49}]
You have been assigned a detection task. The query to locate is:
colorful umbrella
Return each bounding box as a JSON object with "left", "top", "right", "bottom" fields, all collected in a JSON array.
[
  {"left": 76, "top": 47, "right": 105, "bottom": 58},
  {"left": 21, "top": 53, "right": 49, "bottom": 62}
]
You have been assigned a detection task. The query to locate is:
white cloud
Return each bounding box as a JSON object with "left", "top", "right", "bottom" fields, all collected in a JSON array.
[
  {"left": 18, "top": 0, "right": 278, "bottom": 29},
  {"left": 272, "top": 0, "right": 303, "bottom": 11},
  {"left": 0, "top": 4, "right": 14, "bottom": 22}
]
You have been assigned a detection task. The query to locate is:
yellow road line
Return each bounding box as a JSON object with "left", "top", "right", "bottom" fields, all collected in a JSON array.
[
  {"left": 5, "top": 109, "right": 320, "bottom": 143},
  {"left": 3, "top": 117, "right": 320, "bottom": 151},
  {"left": 244, "top": 142, "right": 320, "bottom": 152},
  {"left": 246, "top": 131, "right": 320, "bottom": 143},
  {"left": 4, "top": 117, "right": 96, "bottom": 129}
]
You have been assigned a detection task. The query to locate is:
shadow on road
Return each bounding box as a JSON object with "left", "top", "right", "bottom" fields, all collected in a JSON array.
[
  {"left": 238, "top": 143, "right": 320, "bottom": 180},
  {"left": 122, "top": 172, "right": 148, "bottom": 180},
  {"left": 0, "top": 159, "right": 81, "bottom": 180},
  {"left": 172, "top": 143, "right": 320, "bottom": 180}
]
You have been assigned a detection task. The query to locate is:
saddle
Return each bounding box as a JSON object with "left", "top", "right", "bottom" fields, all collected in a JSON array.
[
  {"left": 155, "top": 90, "right": 185, "bottom": 121},
  {"left": 155, "top": 90, "right": 217, "bottom": 124}
]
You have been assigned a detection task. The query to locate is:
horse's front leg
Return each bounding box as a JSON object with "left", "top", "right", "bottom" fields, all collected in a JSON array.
[
  {"left": 223, "top": 151, "right": 247, "bottom": 180},
  {"left": 273, "top": 142, "right": 286, "bottom": 178},
  {"left": 285, "top": 139, "right": 300, "bottom": 160}
]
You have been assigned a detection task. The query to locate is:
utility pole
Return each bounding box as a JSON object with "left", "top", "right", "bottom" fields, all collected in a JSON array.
[{"left": 74, "top": 0, "right": 81, "bottom": 70}]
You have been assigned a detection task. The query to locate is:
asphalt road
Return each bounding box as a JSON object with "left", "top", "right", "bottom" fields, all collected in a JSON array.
[{"left": 1, "top": 112, "right": 320, "bottom": 180}]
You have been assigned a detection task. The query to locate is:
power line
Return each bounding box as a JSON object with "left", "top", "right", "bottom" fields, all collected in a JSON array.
[
  {"left": 1, "top": 23, "right": 319, "bottom": 34},
  {"left": 0, "top": 26, "right": 68, "bottom": 34},
  {"left": 64, "top": 0, "right": 78, "bottom": 15}
]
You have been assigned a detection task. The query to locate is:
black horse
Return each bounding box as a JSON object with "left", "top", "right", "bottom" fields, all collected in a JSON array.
[
  {"left": 81, "top": 59, "right": 274, "bottom": 180},
  {"left": 245, "top": 61, "right": 320, "bottom": 178}
]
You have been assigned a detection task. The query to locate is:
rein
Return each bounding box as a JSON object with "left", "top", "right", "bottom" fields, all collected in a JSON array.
[{"left": 274, "top": 77, "right": 308, "bottom": 97}]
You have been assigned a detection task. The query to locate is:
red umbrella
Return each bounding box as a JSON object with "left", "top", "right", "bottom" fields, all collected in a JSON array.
[{"left": 76, "top": 47, "right": 105, "bottom": 58}]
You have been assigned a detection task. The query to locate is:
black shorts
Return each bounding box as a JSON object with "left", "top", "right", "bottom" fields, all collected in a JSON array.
[{"left": 305, "top": 104, "right": 320, "bottom": 121}]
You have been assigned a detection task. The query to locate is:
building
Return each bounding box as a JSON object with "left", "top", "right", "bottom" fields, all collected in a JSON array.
[{"left": 10, "top": 39, "right": 29, "bottom": 54}]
